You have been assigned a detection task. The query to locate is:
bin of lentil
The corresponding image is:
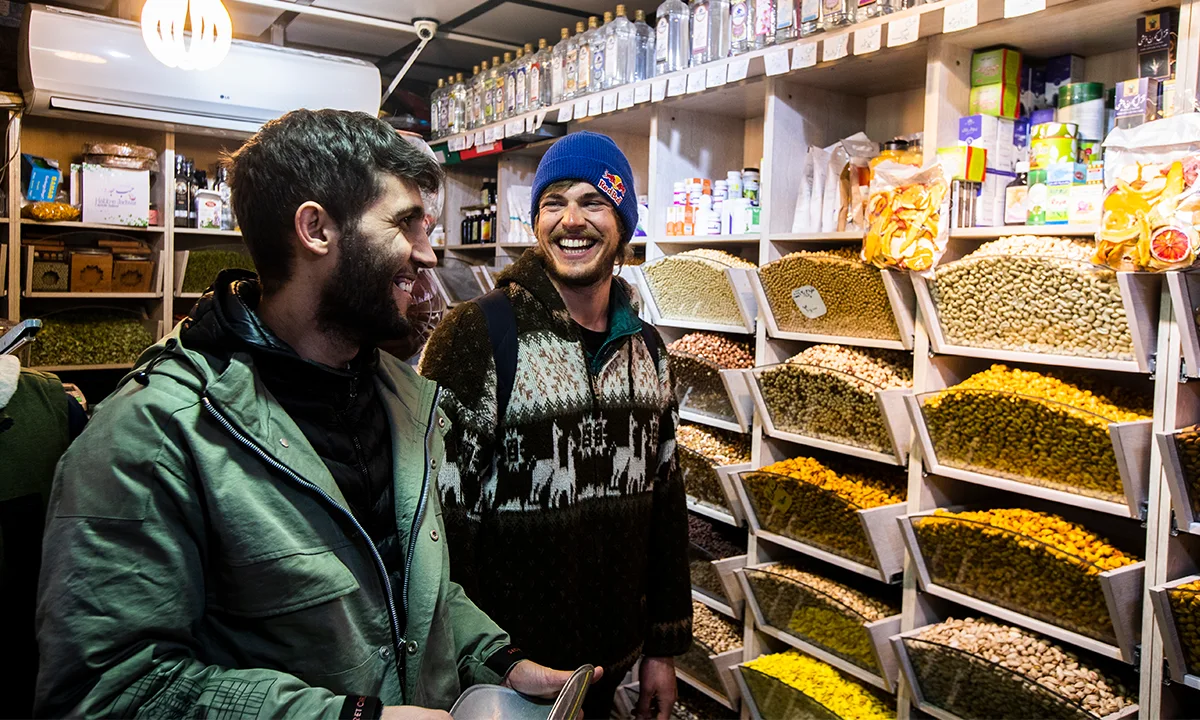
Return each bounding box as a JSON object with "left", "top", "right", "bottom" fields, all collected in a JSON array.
[
  {"left": 737, "top": 651, "right": 895, "bottom": 720},
  {"left": 915, "top": 365, "right": 1152, "bottom": 506},
  {"left": 678, "top": 423, "right": 751, "bottom": 516},
  {"left": 750, "top": 345, "right": 913, "bottom": 456},
  {"left": 689, "top": 513, "right": 746, "bottom": 603},
  {"left": 906, "top": 508, "right": 1142, "bottom": 648},
  {"left": 26, "top": 308, "right": 156, "bottom": 368},
  {"left": 668, "top": 333, "right": 755, "bottom": 424},
  {"left": 736, "top": 456, "right": 906, "bottom": 575},
  {"left": 894, "top": 618, "right": 1137, "bottom": 720},
  {"left": 924, "top": 237, "right": 1136, "bottom": 361},
  {"left": 1149, "top": 576, "right": 1200, "bottom": 682},
  {"left": 756, "top": 248, "right": 906, "bottom": 342},
  {"left": 680, "top": 600, "right": 743, "bottom": 697},
  {"left": 640, "top": 250, "right": 756, "bottom": 328},
  {"left": 740, "top": 563, "right": 899, "bottom": 682}
]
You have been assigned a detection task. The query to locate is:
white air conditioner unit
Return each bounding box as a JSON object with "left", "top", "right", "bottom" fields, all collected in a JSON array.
[{"left": 19, "top": 4, "right": 382, "bottom": 135}]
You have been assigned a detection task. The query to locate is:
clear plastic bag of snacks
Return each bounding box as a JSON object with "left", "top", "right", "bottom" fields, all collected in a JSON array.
[{"left": 863, "top": 161, "right": 950, "bottom": 273}]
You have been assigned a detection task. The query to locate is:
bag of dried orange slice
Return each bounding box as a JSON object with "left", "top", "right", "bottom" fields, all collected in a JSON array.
[
  {"left": 1095, "top": 113, "right": 1200, "bottom": 271},
  {"left": 862, "top": 161, "right": 951, "bottom": 273}
]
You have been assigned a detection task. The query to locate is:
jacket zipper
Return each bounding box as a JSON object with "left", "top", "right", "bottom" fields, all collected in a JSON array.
[{"left": 200, "top": 396, "right": 406, "bottom": 678}]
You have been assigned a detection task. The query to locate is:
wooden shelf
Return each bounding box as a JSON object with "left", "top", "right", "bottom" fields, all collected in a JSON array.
[
  {"left": 23, "top": 292, "right": 162, "bottom": 299},
  {"left": 654, "top": 235, "right": 761, "bottom": 247},
  {"left": 20, "top": 219, "right": 164, "bottom": 233},
  {"left": 692, "top": 588, "right": 738, "bottom": 621},
  {"left": 174, "top": 227, "right": 241, "bottom": 238},
  {"left": 770, "top": 232, "right": 863, "bottom": 242},
  {"left": 30, "top": 363, "right": 135, "bottom": 372},
  {"left": 950, "top": 225, "right": 1100, "bottom": 239},
  {"left": 445, "top": 243, "right": 499, "bottom": 251},
  {"left": 675, "top": 668, "right": 735, "bottom": 711}
]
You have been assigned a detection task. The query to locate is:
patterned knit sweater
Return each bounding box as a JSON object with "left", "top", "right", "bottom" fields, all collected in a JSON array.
[{"left": 419, "top": 250, "right": 693, "bottom": 680}]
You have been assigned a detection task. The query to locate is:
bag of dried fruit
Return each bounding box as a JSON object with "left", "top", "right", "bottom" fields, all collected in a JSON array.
[
  {"left": 862, "top": 161, "right": 951, "bottom": 273},
  {"left": 1095, "top": 113, "right": 1200, "bottom": 271}
]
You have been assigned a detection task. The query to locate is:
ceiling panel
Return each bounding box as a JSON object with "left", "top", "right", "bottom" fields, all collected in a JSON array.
[
  {"left": 456, "top": 4, "right": 584, "bottom": 46},
  {"left": 285, "top": 14, "right": 416, "bottom": 57},
  {"left": 310, "top": 0, "right": 482, "bottom": 24},
  {"left": 555, "top": 0, "right": 661, "bottom": 18},
  {"left": 414, "top": 37, "right": 500, "bottom": 72},
  {"left": 229, "top": 4, "right": 289, "bottom": 38}
]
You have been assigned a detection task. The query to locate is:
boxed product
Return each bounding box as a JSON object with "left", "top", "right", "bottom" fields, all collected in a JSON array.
[
  {"left": 938, "top": 146, "right": 987, "bottom": 182},
  {"left": 80, "top": 164, "right": 150, "bottom": 227},
  {"left": 971, "top": 48, "right": 1022, "bottom": 87},
  {"left": 976, "top": 169, "right": 1015, "bottom": 227},
  {"left": 1069, "top": 184, "right": 1104, "bottom": 225},
  {"left": 1162, "top": 79, "right": 1178, "bottom": 118},
  {"left": 21, "top": 154, "right": 60, "bottom": 202},
  {"left": 970, "top": 83, "right": 1020, "bottom": 119},
  {"left": 1116, "top": 78, "right": 1161, "bottom": 130},
  {"left": 1031, "top": 108, "right": 1057, "bottom": 126},
  {"left": 1045, "top": 162, "right": 1083, "bottom": 226},
  {"left": 1044, "top": 54, "right": 1085, "bottom": 107},
  {"left": 959, "top": 115, "right": 1018, "bottom": 171},
  {"left": 1027, "top": 169, "right": 1048, "bottom": 225},
  {"left": 1138, "top": 10, "right": 1178, "bottom": 80},
  {"left": 1046, "top": 162, "right": 1087, "bottom": 186},
  {"left": 1021, "top": 65, "right": 1049, "bottom": 116}
]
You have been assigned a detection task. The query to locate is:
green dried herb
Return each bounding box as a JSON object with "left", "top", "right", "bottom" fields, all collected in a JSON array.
[
  {"left": 28, "top": 310, "right": 155, "bottom": 367},
  {"left": 182, "top": 248, "right": 255, "bottom": 293}
]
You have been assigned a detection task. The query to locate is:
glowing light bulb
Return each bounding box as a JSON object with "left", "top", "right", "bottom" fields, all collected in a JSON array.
[{"left": 141, "top": 0, "right": 232, "bottom": 71}]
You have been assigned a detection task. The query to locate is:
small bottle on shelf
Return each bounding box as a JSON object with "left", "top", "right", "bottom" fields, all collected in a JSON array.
[
  {"left": 450, "top": 72, "right": 466, "bottom": 134},
  {"left": 430, "top": 78, "right": 445, "bottom": 138},
  {"left": 1005, "top": 162, "right": 1031, "bottom": 226},
  {"left": 689, "top": 0, "right": 711, "bottom": 66},
  {"left": 467, "top": 65, "right": 481, "bottom": 130},
  {"left": 512, "top": 47, "right": 529, "bottom": 116},
  {"left": 551, "top": 28, "right": 570, "bottom": 104},
  {"left": 709, "top": 0, "right": 732, "bottom": 62},
  {"left": 821, "top": 0, "right": 853, "bottom": 29},
  {"left": 499, "top": 51, "right": 514, "bottom": 120},
  {"left": 634, "top": 10, "right": 655, "bottom": 80},
  {"left": 481, "top": 59, "right": 495, "bottom": 125},
  {"left": 606, "top": 6, "right": 635, "bottom": 90},
  {"left": 592, "top": 12, "right": 613, "bottom": 91},
  {"left": 655, "top": 0, "right": 690, "bottom": 75},
  {"left": 775, "top": 0, "right": 797, "bottom": 42},
  {"left": 214, "top": 166, "right": 233, "bottom": 231},
  {"left": 565, "top": 22, "right": 585, "bottom": 99},
  {"left": 528, "top": 39, "right": 548, "bottom": 112},
  {"left": 799, "top": 0, "right": 823, "bottom": 37},
  {"left": 577, "top": 17, "right": 599, "bottom": 96},
  {"left": 729, "top": 0, "right": 751, "bottom": 54},
  {"left": 752, "top": 0, "right": 776, "bottom": 48},
  {"left": 174, "top": 155, "right": 190, "bottom": 229}
]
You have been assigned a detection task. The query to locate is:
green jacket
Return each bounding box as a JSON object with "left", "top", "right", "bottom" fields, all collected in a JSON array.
[{"left": 36, "top": 326, "right": 511, "bottom": 718}]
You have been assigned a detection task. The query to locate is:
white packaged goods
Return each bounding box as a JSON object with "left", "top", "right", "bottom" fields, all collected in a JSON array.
[{"left": 81, "top": 165, "right": 150, "bottom": 227}]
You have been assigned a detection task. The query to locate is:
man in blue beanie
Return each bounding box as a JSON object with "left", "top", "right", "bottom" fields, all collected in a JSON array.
[{"left": 420, "top": 131, "right": 691, "bottom": 718}]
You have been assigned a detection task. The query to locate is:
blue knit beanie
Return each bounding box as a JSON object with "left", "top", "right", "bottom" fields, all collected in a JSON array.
[{"left": 531, "top": 131, "right": 638, "bottom": 244}]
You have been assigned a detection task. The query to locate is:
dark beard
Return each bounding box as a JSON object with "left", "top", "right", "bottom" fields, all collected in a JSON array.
[
  {"left": 316, "top": 224, "right": 412, "bottom": 347},
  {"left": 540, "top": 235, "right": 620, "bottom": 288}
]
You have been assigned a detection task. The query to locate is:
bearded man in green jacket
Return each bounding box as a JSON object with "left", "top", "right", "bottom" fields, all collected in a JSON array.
[{"left": 35, "top": 109, "right": 588, "bottom": 719}]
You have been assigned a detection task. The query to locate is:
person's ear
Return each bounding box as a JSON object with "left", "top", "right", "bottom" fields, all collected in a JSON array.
[{"left": 294, "top": 201, "right": 338, "bottom": 258}]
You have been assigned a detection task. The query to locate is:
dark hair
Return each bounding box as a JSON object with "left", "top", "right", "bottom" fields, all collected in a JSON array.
[{"left": 226, "top": 109, "right": 443, "bottom": 291}]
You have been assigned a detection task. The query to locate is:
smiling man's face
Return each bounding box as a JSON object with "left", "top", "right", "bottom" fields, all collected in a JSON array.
[{"left": 535, "top": 180, "right": 623, "bottom": 288}]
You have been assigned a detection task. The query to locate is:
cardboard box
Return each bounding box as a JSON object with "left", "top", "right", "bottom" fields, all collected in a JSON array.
[
  {"left": 1087, "top": 162, "right": 1105, "bottom": 185},
  {"left": 1047, "top": 162, "right": 1087, "bottom": 186},
  {"left": 938, "top": 147, "right": 988, "bottom": 183},
  {"left": 1021, "top": 65, "right": 1049, "bottom": 116},
  {"left": 1138, "top": 10, "right": 1178, "bottom": 80},
  {"left": 976, "top": 169, "right": 1015, "bottom": 227},
  {"left": 80, "top": 164, "right": 150, "bottom": 227},
  {"left": 959, "top": 115, "right": 1018, "bottom": 171},
  {"left": 21, "top": 154, "right": 60, "bottom": 202},
  {"left": 970, "top": 83, "right": 1020, "bottom": 119},
  {"left": 972, "top": 48, "right": 1022, "bottom": 87},
  {"left": 1116, "top": 78, "right": 1161, "bottom": 130},
  {"left": 1069, "top": 184, "right": 1104, "bottom": 226},
  {"left": 1044, "top": 55, "right": 1085, "bottom": 107},
  {"left": 1046, "top": 185, "right": 1072, "bottom": 224}
]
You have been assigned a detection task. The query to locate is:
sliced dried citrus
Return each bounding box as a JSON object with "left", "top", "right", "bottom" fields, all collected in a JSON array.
[
  {"left": 1150, "top": 225, "right": 1195, "bottom": 264},
  {"left": 1102, "top": 208, "right": 1143, "bottom": 243}
]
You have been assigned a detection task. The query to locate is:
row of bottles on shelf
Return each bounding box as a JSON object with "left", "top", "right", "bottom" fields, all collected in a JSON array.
[
  {"left": 461, "top": 177, "right": 498, "bottom": 245},
  {"left": 173, "top": 155, "right": 235, "bottom": 231},
  {"left": 430, "top": 0, "right": 931, "bottom": 138}
]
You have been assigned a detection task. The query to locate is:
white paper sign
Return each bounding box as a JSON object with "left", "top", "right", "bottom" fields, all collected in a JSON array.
[
  {"left": 651, "top": 79, "right": 668, "bottom": 102},
  {"left": 823, "top": 33, "right": 849, "bottom": 61},
  {"left": 484, "top": 127, "right": 496, "bottom": 143},
  {"left": 573, "top": 99, "right": 589, "bottom": 119},
  {"left": 887, "top": 14, "right": 920, "bottom": 47},
  {"left": 791, "top": 286, "right": 828, "bottom": 319},
  {"left": 706, "top": 64, "right": 728, "bottom": 88},
  {"left": 496, "top": 124, "right": 507, "bottom": 140},
  {"left": 728, "top": 56, "right": 750, "bottom": 82},
  {"left": 617, "top": 88, "right": 635, "bottom": 109},
  {"left": 635, "top": 84, "right": 653, "bottom": 103},
  {"left": 556, "top": 106, "right": 573, "bottom": 123},
  {"left": 792, "top": 41, "right": 817, "bottom": 69},
  {"left": 943, "top": 0, "right": 978, "bottom": 33},
  {"left": 473, "top": 131, "right": 485, "bottom": 147},
  {"left": 1004, "top": 0, "right": 1045, "bottom": 18},
  {"left": 853, "top": 25, "right": 882, "bottom": 55},
  {"left": 526, "top": 115, "right": 535, "bottom": 132},
  {"left": 667, "top": 75, "right": 687, "bottom": 96},
  {"left": 764, "top": 48, "right": 791, "bottom": 76},
  {"left": 587, "top": 97, "right": 603, "bottom": 116},
  {"left": 446, "top": 137, "right": 462, "bottom": 153},
  {"left": 687, "top": 70, "right": 706, "bottom": 93},
  {"left": 506, "top": 119, "right": 524, "bottom": 137},
  {"left": 602, "top": 92, "right": 618, "bottom": 113}
]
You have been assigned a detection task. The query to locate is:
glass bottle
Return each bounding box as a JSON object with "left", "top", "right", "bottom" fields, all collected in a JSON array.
[
  {"left": 578, "top": 16, "right": 599, "bottom": 96},
  {"left": 450, "top": 72, "right": 466, "bottom": 135},
  {"left": 592, "top": 12, "right": 612, "bottom": 91},
  {"left": 516, "top": 45, "right": 532, "bottom": 113},
  {"left": 690, "top": 0, "right": 710, "bottom": 66},
  {"left": 729, "top": 0, "right": 751, "bottom": 53},
  {"left": 430, "top": 77, "right": 445, "bottom": 138},
  {"left": 551, "top": 28, "right": 569, "bottom": 104},
  {"left": 468, "top": 65, "right": 482, "bottom": 129},
  {"left": 529, "top": 38, "right": 548, "bottom": 111},
  {"left": 776, "top": 0, "right": 797, "bottom": 42},
  {"left": 752, "top": 0, "right": 776, "bottom": 48},
  {"left": 565, "top": 21, "right": 584, "bottom": 99},
  {"left": 655, "top": 0, "right": 690, "bottom": 75},
  {"left": 708, "top": 0, "right": 731, "bottom": 62},
  {"left": 799, "top": 0, "right": 822, "bottom": 36},
  {"left": 215, "top": 166, "right": 233, "bottom": 231},
  {"left": 856, "top": 0, "right": 896, "bottom": 21},
  {"left": 634, "top": 9, "right": 655, "bottom": 80},
  {"left": 507, "top": 49, "right": 522, "bottom": 118},
  {"left": 498, "top": 51, "right": 513, "bottom": 120},
  {"left": 606, "top": 5, "right": 636, "bottom": 89},
  {"left": 821, "top": 0, "right": 853, "bottom": 29},
  {"left": 482, "top": 58, "right": 496, "bottom": 125}
]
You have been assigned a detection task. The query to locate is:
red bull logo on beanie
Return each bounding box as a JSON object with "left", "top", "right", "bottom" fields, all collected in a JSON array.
[{"left": 598, "top": 170, "right": 627, "bottom": 205}]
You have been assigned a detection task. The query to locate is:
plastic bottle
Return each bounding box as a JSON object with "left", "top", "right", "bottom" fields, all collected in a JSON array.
[
  {"left": 799, "top": 0, "right": 822, "bottom": 37},
  {"left": 578, "top": 16, "right": 599, "bottom": 96},
  {"left": 821, "top": 0, "right": 853, "bottom": 29},
  {"left": 634, "top": 10, "right": 655, "bottom": 81},
  {"left": 775, "top": 0, "right": 797, "bottom": 42},
  {"left": 752, "top": 0, "right": 776, "bottom": 48},
  {"left": 565, "top": 22, "right": 584, "bottom": 99},
  {"left": 551, "top": 28, "right": 570, "bottom": 103},
  {"left": 729, "top": 0, "right": 751, "bottom": 53},
  {"left": 606, "top": 5, "right": 636, "bottom": 89},
  {"left": 655, "top": 0, "right": 690, "bottom": 75}
]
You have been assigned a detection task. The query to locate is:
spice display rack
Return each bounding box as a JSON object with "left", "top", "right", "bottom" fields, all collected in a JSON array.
[
  {"left": 1148, "top": 575, "right": 1200, "bottom": 689},
  {"left": 1155, "top": 427, "right": 1200, "bottom": 536},
  {"left": 634, "top": 265, "right": 758, "bottom": 335}
]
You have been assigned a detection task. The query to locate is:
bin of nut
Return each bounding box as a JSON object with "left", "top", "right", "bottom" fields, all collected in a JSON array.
[
  {"left": 678, "top": 423, "right": 751, "bottom": 518},
  {"left": 922, "top": 237, "right": 1136, "bottom": 361},
  {"left": 737, "top": 651, "right": 895, "bottom": 720},
  {"left": 622, "top": 680, "right": 734, "bottom": 720},
  {"left": 894, "top": 618, "right": 1137, "bottom": 720},
  {"left": 904, "top": 509, "right": 1143, "bottom": 651},
  {"left": 748, "top": 345, "right": 913, "bottom": 459},
  {"left": 27, "top": 308, "right": 156, "bottom": 368},
  {"left": 740, "top": 563, "right": 900, "bottom": 682},
  {"left": 689, "top": 513, "right": 747, "bottom": 603},
  {"left": 755, "top": 248, "right": 907, "bottom": 343},
  {"left": 640, "top": 250, "right": 756, "bottom": 329},
  {"left": 913, "top": 365, "right": 1152, "bottom": 508},
  {"left": 1150, "top": 576, "right": 1200, "bottom": 682},
  {"left": 679, "top": 600, "right": 743, "bottom": 696},
  {"left": 736, "top": 456, "right": 907, "bottom": 578},
  {"left": 668, "top": 333, "right": 755, "bottom": 424},
  {"left": 1159, "top": 424, "right": 1200, "bottom": 527}
]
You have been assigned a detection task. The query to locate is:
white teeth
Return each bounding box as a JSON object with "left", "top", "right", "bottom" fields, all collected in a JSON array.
[
  {"left": 559, "top": 238, "right": 594, "bottom": 249},
  {"left": 394, "top": 279, "right": 414, "bottom": 293}
]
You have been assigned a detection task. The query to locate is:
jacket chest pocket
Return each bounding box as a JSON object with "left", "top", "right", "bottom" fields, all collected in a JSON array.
[{"left": 209, "top": 547, "right": 360, "bottom": 618}]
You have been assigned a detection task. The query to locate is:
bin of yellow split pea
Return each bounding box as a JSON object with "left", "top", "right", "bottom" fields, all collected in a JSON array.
[
  {"left": 903, "top": 618, "right": 1136, "bottom": 720},
  {"left": 739, "top": 456, "right": 906, "bottom": 569},
  {"left": 677, "top": 424, "right": 750, "bottom": 514},
  {"left": 911, "top": 509, "right": 1140, "bottom": 644},
  {"left": 918, "top": 365, "right": 1151, "bottom": 504},
  {"left": 641, "top": 249, "right": 756, "bottom": 326},
  {"left": 1167, "top": 579, "right": 1200, "bottom": 676},
  {"left": 668, "top": 333, "right": 755, "bottom": 424},
  {"left": 742, "top": 564, "right": 898, "bottom": 676},
  {"left": 739, "top": 651, "right": 895, "bottom": 720}
]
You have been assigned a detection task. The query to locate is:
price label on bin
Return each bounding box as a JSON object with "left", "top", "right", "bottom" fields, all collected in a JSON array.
[
  {"left": 792, "top": 285, "right": 828, "bottom": 319},
  {"left": 1004, "top": 0, "right": 1045, "bottom": 18}
]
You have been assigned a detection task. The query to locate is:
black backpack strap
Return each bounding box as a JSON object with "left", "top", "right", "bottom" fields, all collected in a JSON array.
[
  {"left": 639, "top": 320, "right": 661, "bottom": 369},
  {"left": 474, "top": 289, "right": 517, "bottom": 425}
]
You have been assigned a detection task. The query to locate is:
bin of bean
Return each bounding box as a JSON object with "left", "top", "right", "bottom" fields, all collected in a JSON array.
[
  {"left": 736, "top": 456, "right": 906, "bottom": 576},
  {"left": 756, "top": 248, "right": 904, "bottom": 342},
  {"left": 922, "top": 237, "right": 1136, "bottom": 361},
  {"left": 894, "top": 618, "right": 1137, "bottom": 720},
  {"left": 180, "top": 246, "right": 256, "bottom": 294},
  {"left": 623, "top": 680, "right": 735, "bottom": 720},
  {"left": 737, "top": 651, "right": 895, "bottom": 720},
  {"left": 749, "top": 345, "right": 913, "bottom": 457},
  {"left": 641, "top": 250, "right": 756, "bottom": 328},
  {"left": 1163, "top": 424, "right": 1200, "bottom": 522},
  {"left": 27, "top": 308, "right": 156, "bottom": 368},
  {"left": 740, "top": 563, "right": 899, "bottom": 682},
  {"left": 669, "top": 333, "right": 755, "bottom": 424},
  {"left": 678, "top": 424, "right": 751, "bottom": 516},
  {"left": 689, "top": 513, "right": 747, "bottom": 602},
  {"left": 679, "top": 600, "right": 743, "bottom": 695},
  {"left": 905, "top": 509, "right": 1142, "bottom": 650},
  {"left": 1168, "top": 579, "right": 1200, "bottom": 676}
]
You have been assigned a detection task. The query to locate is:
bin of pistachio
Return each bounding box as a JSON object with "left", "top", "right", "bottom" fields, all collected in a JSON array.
[
  {"left": 738, "top": 456, "right": 906, "bottom": 570},
  {"left": 742, "top": 563, "right": 898, "bottom": 676},
  {"left": 641, "top": 249, "right": 756, "bottom": 327},
  {"left": 679, "top": 600, "right": 743, "bottom": 692},
  {"left": 1168, "top": 424, "right": 1200, "bottom": 519},
  {"left": 668, "top": 332, "right": 754, "bottom": 422},
  {"left": 689, "top": 513, "right": 746, "bottom": 601},
  {"left": 678, "top": 423, "right": 751, "bottom": 514},
  {"left": 752, "top": 345, "right": 912, "bottom": 454},
  {"left": 1165, "top": 579, "right": 1200, "bottom": 677},
  {"left": 758, "top": 247, "right": 903, "bottom": 341},
  {"left": 739, "top": 651, "right": 895, "bottom": 720},
  {"left": 926, "top": 236, "right": 1135, "bottom": 360},
  {"left": 27, "top": 308, "right": 156, "bottom": 368},
  {"left": 899, "top": 618, "right": 1136, "bottom": 720},
  {"left": 909, "top": 508, "right": 1140, "bottom": 644},
  {"left": 917, "top": 365, "right": 1151, "bottom": 504}
]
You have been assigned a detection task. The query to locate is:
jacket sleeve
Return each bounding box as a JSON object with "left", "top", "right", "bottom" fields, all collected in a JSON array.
[
  {"left": 35, "top": 393, "right": 349, "bottom": 720},
  {"left": 642, "top": 332, "right": 695, "bottom": 657}
]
